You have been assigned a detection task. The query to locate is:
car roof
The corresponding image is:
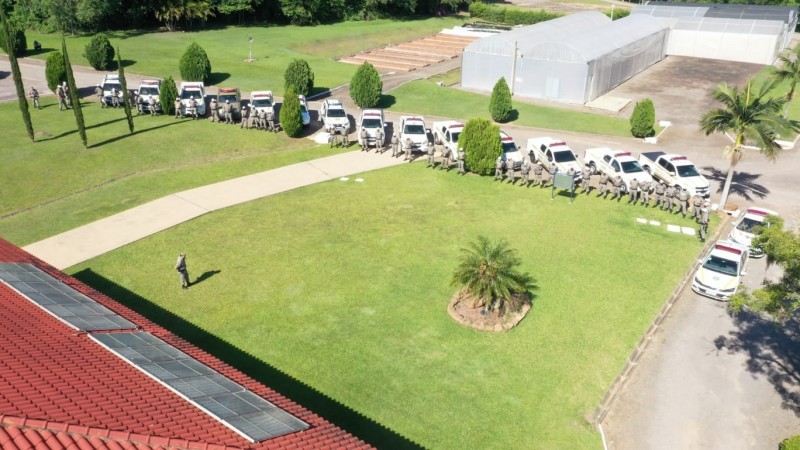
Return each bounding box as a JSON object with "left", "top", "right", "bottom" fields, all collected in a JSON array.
[
  {"left": 708, "top": 240, "right": 747, "bottom": 260},
  {"left": 741, "top": 207, "right": 779, "bottom": 222}
]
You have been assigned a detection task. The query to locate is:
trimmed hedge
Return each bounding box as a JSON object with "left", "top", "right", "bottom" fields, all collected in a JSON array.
[
  {"left": 469, "top": 2, "right": 562, "bottom": 25},
  {"left": 350, "top": 61, "right": 382, "bottom": 108},
  {"left": 179, "top": 42, "right": 211, "bottom": 83},
  {"left": 281, "top": 85, "right": 303, "bottom": 137},
  {"left": 489, "top": 77, "right": 513, "bottom": 123},
  {"left": 284, "top": 59, "right": 315, "bottom": 97},
  {"left": 604, "top": 8, "right": 632, "bottom": 20},
  {"left": 161, "top": 76, "right": 178, "bottom": 116},
  {"left": 0, "top": 24, "right": 26, "bottom": 57},
  {"left": 630, "top": 98, "right": 655, "bottom": 138},
  {"left": 781, "top": 435, "right": 800, "bottom": 450},
  {"left": 461, "top": 118, "right": 501, "bottom": 176},
  {"left": 84, "top": 35, "right": 115, "bottom": 71},
  {"left": 45, "top": 51, "right": 67, "bottom": 93}
]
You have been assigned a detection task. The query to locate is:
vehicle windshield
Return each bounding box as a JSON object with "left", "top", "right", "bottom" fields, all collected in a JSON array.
[
  {"left": 450, "top": 131, "right": 461, "bottom": 143},
  {"left": 180, "top": 90, "right": 201, "bottom": 100},
  {"left": 702, "top": 255, "right": 739, "bottom": 277},
  {"left": 553, "top": 151, "right": 577, "bottom": 163},
  {"left": 327, "top": 108, "right": 346, "bottom": 118},
  {"left": 139, "top": 86, "right": 158, "bottom": 96},
  {"left": 404, "top": 124, "right": 425, "bottom": 135},
  {"left": 502, "top": 142, "right": 517, "bottom": 153},
  {"left": 252, "top": 99, "right": 272, "bottom": 108},
  {"left": 218, "top": 94, "right": 237, "bottom": 104},
  {"left": 362, "top": 118, "right": 382, "bottom": 129},
  {"left": 103, "top": 83, "right": 121, "bottom": 92},
  {"left": 736, "top": 217, "right": 762, "bottom": 233},
  {"left": 620, "top": 160, "right": 645, "bottom": 173},
  {"left": 676, "top": 165, "right": 701, "bottom": 177}
]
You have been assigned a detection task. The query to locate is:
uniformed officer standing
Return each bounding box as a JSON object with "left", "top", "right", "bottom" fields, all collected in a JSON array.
[
  {"left": 360, "top": 127, "right": 368, "bottom": 152},
  {"left": 677, "top": 187, "right": 691, "bottom": 218},
  {"left": 224, "top": 100, "right": 233, "bottom": 124},
  {"left": 640, "top": 181, "right": 651, "bottom": 206},
  {"left": 209, "top": 98, "right": 219, "bottom": 122},
  {"left": 597, "top": 171, "right": 609, "bottom": 198},
  {"left": 174, "top": 98, "right": 182, "bottom": 118},
  {"left": 375, "top": 127, "right": 384, "bottom": 153},
  {"left": 63, "top": 83, "right": 71, "bottom": 108},
  {"left": 175, "top": 253, "right": 190, "bottom": 289},
  {"left": 665, "top": 185, "right": 676, "bottom": 212},
  {"left": 610, "top": 175, "right": 623, "bottom": 201},
  {"left": 266, "top": 111, "right": 276, "bottom": 132},
  {"left": 691, "top": 192, "right": 703, "bottom": 220},
  {"left": 698, "top": 201, "right": 710, "bottom": 241},
  {"left": 189, "top": 96, "right": 198, "bottom": 119},
  {"left": 110, "top": 87, "right": 118, "bottom": 108},
  {"left": 426, "top": 142, "right": 435, "bottom": 168},
  {"left": 457, "top": 148, "right": 466, "bottom": 174},
  {"left": 547, "top": 164, "right": 558, "bottom": 188},
  {"left": 29, "top": 87, "right": 40, "bottom": 110},
  {"left": 506, "top": 160, "right": 517, "bottom": 184},
  {"left": 628, "top": 178, "right": 640, "bottom": 205},
  {"left": 581, "top": 164, "right": 592, "bottom": 194},
  {"left": 533, "top": 161, "right": 544, "bottom": 187},
  {"left": 495, "top": 156, "right": 505, "bottom": 181},
  {"left": 56, "top": 84, "right": 66, "bottom": 110},
  {"left": 403, "top": 138, "right": 413, "bottom": 161},
  {"left": 95, "top": 84, "right": 104, "bottom": 107},
  {"left": 391, "top": 132, "right": 400, "bottom": 157},
  {"left": 240, "top": 105, "right": 250, "bottom": 129},
  {"left": 520, "top": 158, "right": 531, "bottom": 187},
  {"left": 654, "top": 181, "right": 666, "bottom": 208},
  {"left": 440, "top": 147, "right": 451, "bottom": 170}
]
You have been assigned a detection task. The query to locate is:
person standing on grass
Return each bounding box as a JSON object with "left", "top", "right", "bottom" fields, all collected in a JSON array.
[
  {"left": 533, "top": 160, "right": 544, "bottom": 187},
  {"left": 176, "top": 253, "right": 190, "bottom": 289},
  {"left": 698, "top": 202, "right": 710, "bottom": 241},
  {"left": 458, "top": 148, "right": 466, "bottom": 175},
  {"left": 597, "top": 171, "right": 609, "bottom": 198},
  {"left": 29, "top": 87, "right": 40, "bottom": 110},
  {"left": 520, "top": 157, "right": 530, "bottom": 187},
  {"left": 391, "top": 132, "right": 399, "bottom": 157}
]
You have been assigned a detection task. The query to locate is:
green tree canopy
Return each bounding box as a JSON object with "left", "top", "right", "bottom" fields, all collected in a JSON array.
[
  {"left": 45, "top": 51, "right": 67, "bottom": 93},
  {"left": 460, "top": 118, "right": 501, "bottom": 176},
  {"left": 1, "top": 7, "right": 33, "bottom": 142},
  {"left": 280, "top": 85, "right": 303, "bottom": 137},
  {"left": 630, "top": 98, "right": 655, "bottom": 138},
  {"left": 771, "top": 45, "right": 800, "bottom": 118},
  {"left": 161, "top": 76, "right": 179, "bottom": 116},
  {"left": 179, "top": 42, "right": 211, "bottom": 83},
  {"left": 451, "top": 235, "right": 534, "bottom": 315},
  {"left": 730, "top": 215, "right": 800, "bottom": 323},
  {"left": 699, "top": 79, "right": 800, "bottom": 209},
  {"left": 284, "top": 59, "right": 314, "bottom": 96},
  {"left": 0, "top": 20, "right": 26, "bottom": 57},
  {"left": 489, "top": 77, "right": 513, "bottom": 123},
  {"left": 84, "top": 34, "right": 115, "bottom": 70},
  {"left": 349, "top": 62, "right": 382, "bottom": 109}
]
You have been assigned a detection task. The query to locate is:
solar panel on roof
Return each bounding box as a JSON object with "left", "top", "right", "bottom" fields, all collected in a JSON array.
[
  {"left": 91, "top": 331, "right": 308, "bottom": 442},
  {"left": 0, "top": 263, "right": 137, "bottom": 332}
]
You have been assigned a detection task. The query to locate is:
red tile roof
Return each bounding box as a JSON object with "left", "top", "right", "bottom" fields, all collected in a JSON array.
[{"left": 0, "top": 238, "right": 373, "bottom": 450}]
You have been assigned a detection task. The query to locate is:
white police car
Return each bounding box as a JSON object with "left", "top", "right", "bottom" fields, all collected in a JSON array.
[
  {"left": 298, "top": 95, "right": 310, "bottom": 126},
  {"left": 728, "top": 207, "right": 778, "bottom": 258},
  {"left": 691, "top": 240, "right": 748, "bottom": 301}
]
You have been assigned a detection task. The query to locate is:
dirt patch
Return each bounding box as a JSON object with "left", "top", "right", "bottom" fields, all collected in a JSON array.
[{"left": 447, "top": 289, "right": 531, "bottom": 332}]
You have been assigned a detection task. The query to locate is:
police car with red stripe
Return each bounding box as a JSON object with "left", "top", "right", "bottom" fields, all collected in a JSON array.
[
  {"left": 692, "top": 240, "right": 749, "bottom": 301},
  {"left": 728, "top": 207, "right": 779, "bottom": 258}
]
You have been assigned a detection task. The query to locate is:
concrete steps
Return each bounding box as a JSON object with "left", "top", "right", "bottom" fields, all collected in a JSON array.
[{"left": 337, "top": 32, "right": 480, "bottom": 72}]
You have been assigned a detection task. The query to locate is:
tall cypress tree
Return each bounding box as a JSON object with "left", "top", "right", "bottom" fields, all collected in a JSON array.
[
  {"left": 117, "top": 47, "right": 134, "bottom": 134},
  {"left": 1, "top": 9, "right": 34, "bottom": 142},
  {"left": 62, "top": 36, "right": 87, "bottom": 148}
]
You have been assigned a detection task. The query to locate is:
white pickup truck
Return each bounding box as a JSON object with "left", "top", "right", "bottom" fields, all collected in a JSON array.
[
  {"left": 432, "top": 120, "right": 464, "bottom": 155},
  {"left": 399, "top": 115, "right": 428, "bottom": 151},
  {"left": 584, "top": 147, "right": 653, "bottom": 192},
  {"left": 527, "top": 137, "right": 582, "bottom": 176},
  {"left": 500, "top": 131, "right": 523, "bottom": 170},
  {"left": 178, "top": 82, "right": 206, "bottom": 117},
  {"left": 638, "top": 152, "right": 710, "bottom": 197}
]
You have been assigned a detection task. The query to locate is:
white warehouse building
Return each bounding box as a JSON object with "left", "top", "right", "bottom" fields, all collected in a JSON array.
[{"left": 461, "top": 11, "right": 670, "bottom": 104}]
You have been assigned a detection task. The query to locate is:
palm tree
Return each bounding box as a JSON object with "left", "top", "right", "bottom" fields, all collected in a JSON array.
[
  {"left": 699, "top": 79, "right": 800, "bottom": 210},
  {"left": 771, "top": 45, "right": 800, "bottom": 117},
  {"left": 451, "top": 236, "right": 533, "bottom": 315}
]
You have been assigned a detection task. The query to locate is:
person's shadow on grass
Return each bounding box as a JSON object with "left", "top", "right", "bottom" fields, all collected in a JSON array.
[{"left": 192, "top": 269, "right": 221, "bottom": 286}]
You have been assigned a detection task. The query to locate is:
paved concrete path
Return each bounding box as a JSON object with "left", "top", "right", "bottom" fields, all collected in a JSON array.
[{"left": 23, "top": 150, "right": 406, "bottom": 269}]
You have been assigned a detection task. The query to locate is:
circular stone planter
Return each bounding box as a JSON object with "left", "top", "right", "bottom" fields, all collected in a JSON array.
[{"left": 447, "top": 289, "right": 531, "bottom": 332}]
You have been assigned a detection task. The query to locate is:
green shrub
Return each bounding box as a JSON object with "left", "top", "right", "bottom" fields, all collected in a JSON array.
[
  {"left": 84, "top": 34, "right": 115, "bottom": 71},
  {"left": 350, "top": 62, "right": 382, "bottom": 108},
  {"left": 489, "top": 77, "right": 513, "bottom": 123},
  {"left": 780, "top": 435, "right": 800, "bottom": 450},
  {"left": 469, "top": 1, "right": 561, "bottom": 25},
  {"left": 0, "top": 24, "right": 26, "bottom": 57},
  {"left": 280, "top": 85, "right": 303, "bottom": 137},
  {"left": 461, "top": 118, "right": 501, "bottom": 176},
  {"left": 630, "top": 98, "right": 655, "bottom": 138},
  {"left": 161, "top": 76, "right": 178, "bottom": 116},
  {"left": 179, "top": 42, "right": 211, "bottom": 83},
  {"left": 45, "top": 51, "right": 66, "bottom": 93},
  {"left": 284, "top": 59, "right": 315, "bottom": 97},
  {"left": 604, "top": 8, "right": 631, "bottom": 20}
]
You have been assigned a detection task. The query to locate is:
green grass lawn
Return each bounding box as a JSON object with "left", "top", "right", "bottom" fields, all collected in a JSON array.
[
  {"left": 383, "top": 77, "right": 632, "bottom": 137},
  {"left": 22, "top": 17, "right": 464, "bottom": 96},
  {"left": 69, "top": 164, "right": 706, "bottom": 449},
  {"left": 0, "top": 98, "right": 353, "bottom": 245}
]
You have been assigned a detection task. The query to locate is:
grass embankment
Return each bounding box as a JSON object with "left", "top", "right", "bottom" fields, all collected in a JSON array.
[
  {"left": 70, "top": 163, "right": 706, "bottom": 449},
  {"left": 385, "top": 75, "right": 632, "bottom": 137},
  {"left": 0, "top": 98, "right": 350, "bottom": 245},
  {"left": 22, "top": 17, "right": 465, "bottom": 96}
]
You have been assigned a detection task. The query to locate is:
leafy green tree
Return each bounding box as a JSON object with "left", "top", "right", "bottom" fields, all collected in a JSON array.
[
  {"left": 451, "top": 235, "right": 534, "bottom": 315},
  {"left": 179, "top": 42, "right": 211, "bottom": 83},
  {"left": 284, "top": 59, "right": 314, "bottom": 96},
  {"left": 699, "top": 79, "right": 800, "bottom": 210},
  {"left": 45, "top": 50, "right": 66, "bottom": 93},
  {"left": 780, "top": 435, "right": 800, "bottom": 450},
  {"left": 280, "top": 85, "right": 303, "bottom": 137},
  {"left": 161, "top": 76, "right": 179, "bottom": 116},
  {"left": 730, "top": 215, "right": 800, "bottom": 323},
  {"left": 84, "top": 34, "right": 115, "bottom": 70},
  {"left": 489, "top": 77, "right": 513, "bottom": 123},
  {"left": 630, "top": 98, "right": 655, "bottom": 138},
  {"left": 117, "top": 47, "right": 134, "bottom": 134},
  {"left": 0, "top": 19, "right": 26, "bottom": 57},
  {"left": 1, "top": 8, "right": 33, "bottom": 142},
  {"left": 349, "top": 62, "right": 382, "bottom": 108},
  {"left": 771, "top": 45, "right": 800, "bottom": 118},
  {"left": 460, "top": 118, "right": 501, "bottom": 176},
  {"left": 62, "top": 37, "right": 87, "bottom": 148},
  {"left": 76, "top": 0, "right": 121, "bottom": 31}
]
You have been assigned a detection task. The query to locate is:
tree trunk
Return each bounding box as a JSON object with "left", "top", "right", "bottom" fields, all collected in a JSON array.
[{"left": 718, "top": 160, "right": 737, "bottom": 211}]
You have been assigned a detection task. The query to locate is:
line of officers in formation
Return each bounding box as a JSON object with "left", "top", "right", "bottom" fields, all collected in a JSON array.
[
  {"left": 362, "top": 136, "right": 712, "bottom": 241},
  {"left": 360, "top": 130, "right": 470, "bottom": 173}
]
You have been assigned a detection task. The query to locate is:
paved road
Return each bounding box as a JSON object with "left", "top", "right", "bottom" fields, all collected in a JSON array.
[{"left": 4, "top": 49, "right": 800, "bottom": 449}]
